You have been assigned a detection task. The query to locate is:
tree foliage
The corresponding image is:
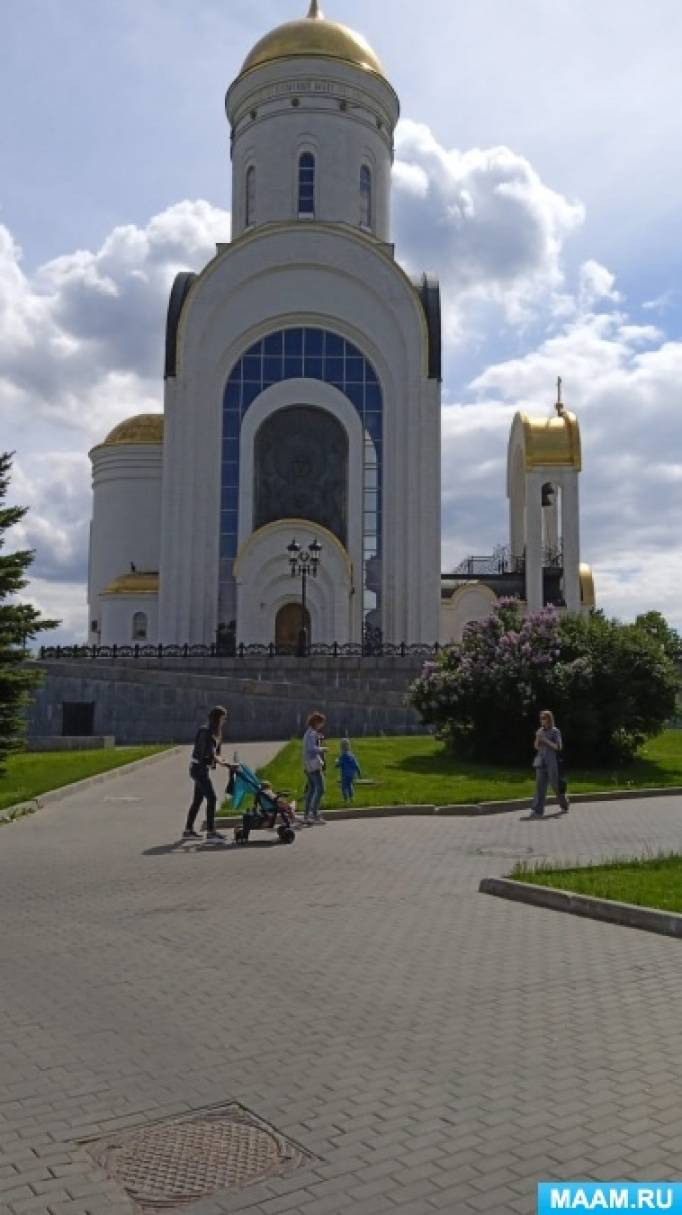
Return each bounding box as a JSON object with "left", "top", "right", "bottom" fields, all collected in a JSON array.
[
  {"left": 409, "top": 599, "right": 678, "bottom": 765},
  {"left": 634, "top": 610, "right": 682, "bottom": 666},
  {"left": 0, "top": 452, "right": 59, "bottom": 770}
]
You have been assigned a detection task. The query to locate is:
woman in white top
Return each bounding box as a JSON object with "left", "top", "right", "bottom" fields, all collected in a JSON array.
[
  {"left": 529, "top": 709, "right": 569, "bottom": 818},
  {"left": 302, "top": 711, "right": 327, "bottom": 824}
]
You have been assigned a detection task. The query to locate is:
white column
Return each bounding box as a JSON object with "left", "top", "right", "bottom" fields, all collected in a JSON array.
[{"left": 561, "top": 473, "right": 581, "bottom": 612}]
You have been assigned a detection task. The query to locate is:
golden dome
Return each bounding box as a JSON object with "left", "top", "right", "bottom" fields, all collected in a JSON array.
[
  {"left": 520, "top": 411, "right": 582, "bottom": 471},
  {"left": 102, "top": 572, "right": 159, "bottom": 596},
  {"left": 100, "top": 414, "right": 164, "bottom": 448},
  {"left": 239, "top": 2, "right": 386, "bottom": 80},
  {"left": 579, "top": 564, "right": 596, "bottom": 609}
]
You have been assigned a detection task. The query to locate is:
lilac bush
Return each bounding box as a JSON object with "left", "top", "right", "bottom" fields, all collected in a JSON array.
[{"left": 409, "top": 599, "right": 677, "bottom": 764}]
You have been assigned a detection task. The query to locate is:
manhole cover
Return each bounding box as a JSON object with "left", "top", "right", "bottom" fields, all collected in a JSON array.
[{"left": 82, "top": 1103, "right": 311, "bottom": 1212}]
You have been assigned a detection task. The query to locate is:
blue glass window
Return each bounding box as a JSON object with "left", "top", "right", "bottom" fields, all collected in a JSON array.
[
  {"left": 360, "top": 165, "right": 372, "bottom": 229},
  {"left": 305, "top": 328, "right": 324, "bottom": 355},
  {"left": 284, "top": 328, "right": 304, "bottom": 355},
  {"left": 298, "top": 152, "right": 315, "bottom": 216},
  {"left": 264, "top": 332, "right": 283, "bottom": 356},
  {"left": 220, "top": 327, "right": 384, "bottom": 634}
]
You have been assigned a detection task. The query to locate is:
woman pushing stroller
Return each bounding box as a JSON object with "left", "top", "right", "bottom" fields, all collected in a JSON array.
[{"left": 182, "top": 705, "right": 234, "bottom": 844}]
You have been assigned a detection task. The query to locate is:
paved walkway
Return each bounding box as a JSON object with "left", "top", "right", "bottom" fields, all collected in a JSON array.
[{"left": 2, "top": 747, "right": 682, "bottom": 1215}]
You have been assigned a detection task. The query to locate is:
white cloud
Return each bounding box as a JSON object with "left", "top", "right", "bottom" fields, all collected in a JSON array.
[
  {"left": 578, "top": 259, "right": 621, "bottom": 310},
  {"left": 0, "top": 201, "right": 228, "bottom": 640},
  {"left": 0, "top": 200, "right": 228, "bottom": 443},
  {"left": 11, "top": 453, "right": 91, "bottom": 585},
  {"left": 393, "top": 119, "right": 585, "bottom": 333}
]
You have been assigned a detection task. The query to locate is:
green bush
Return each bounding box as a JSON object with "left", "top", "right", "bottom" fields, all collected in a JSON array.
[{"left": 408, "top": 599, "right": 678, "bottom": 765}]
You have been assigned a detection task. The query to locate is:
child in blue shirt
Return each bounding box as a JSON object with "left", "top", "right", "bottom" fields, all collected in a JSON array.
[{"left": 336, "top": 738, "right": 361, "bottom": 802}]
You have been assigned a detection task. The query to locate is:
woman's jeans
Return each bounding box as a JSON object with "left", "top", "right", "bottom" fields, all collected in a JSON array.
[
  {"left": 532, "top": 763, "right": 568, "bottom": 815},
  {"left": 186, "top": 767, "right": 217, "bottom": 833},
  {"left": 305, "top": 769, "right": 325, "bottom": 818}
]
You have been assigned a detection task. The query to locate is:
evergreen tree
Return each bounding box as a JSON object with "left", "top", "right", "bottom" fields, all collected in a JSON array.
[{"left": 0, "top": 452, "right": 59, "bottom": 771}]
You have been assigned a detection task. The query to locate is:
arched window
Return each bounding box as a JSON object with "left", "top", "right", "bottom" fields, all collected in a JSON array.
[
  {"left": 360, "top": 164, "right": 372, "bottom": 229},
  {"left": 245, "top": 166, "right": 256, "bottom": 227},
  {"left": 132, "top": 611, "right": 148, "bottom": 641},
  {"left": 298, "top": 152, "right": 315, "bottom": 216}
]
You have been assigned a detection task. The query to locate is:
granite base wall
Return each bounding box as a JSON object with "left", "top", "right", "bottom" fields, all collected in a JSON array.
[{"left": 26, "top": 658, "right": 428, "bottom": 744}]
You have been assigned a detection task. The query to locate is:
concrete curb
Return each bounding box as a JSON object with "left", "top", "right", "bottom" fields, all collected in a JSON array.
[
  {"left": 0, "top": 747, "right": 183, "bottom": 826},
  {"left": 216, "top": 784, "right": 682, "bottom": 826},
  {"left": 479, "top": 875, "right": 682, "bottom": 939}
]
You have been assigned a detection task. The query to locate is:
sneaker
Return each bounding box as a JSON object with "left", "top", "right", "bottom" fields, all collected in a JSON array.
[
  {"left": 315, "top": 816, "right": 328, "bottom": 825},
  {"left": 527, "top": 811, "right": 544, "bottom": 819},
  {"left": 182, "top": 829, "right": 202, "bottom": 840},
  {"left": 206, "top": 831, "right": 227, "bottom": 844}
]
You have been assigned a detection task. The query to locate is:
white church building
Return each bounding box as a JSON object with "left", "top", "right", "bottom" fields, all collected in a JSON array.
[{"left": 87, "top": 2, "right": 594, "bottom": 651}]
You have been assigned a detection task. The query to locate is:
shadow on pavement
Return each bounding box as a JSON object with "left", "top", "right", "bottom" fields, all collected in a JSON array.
[
  {"left": 142, "top": 838, "right": 282, "bottom": 856},
  {"left": 518, "top": 809, "right": 568, "bottom": 822}
]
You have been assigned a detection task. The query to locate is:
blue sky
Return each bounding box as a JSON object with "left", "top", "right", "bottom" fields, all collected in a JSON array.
[{"left": 1, "top": 0, "right": 681, "bottom": 640}]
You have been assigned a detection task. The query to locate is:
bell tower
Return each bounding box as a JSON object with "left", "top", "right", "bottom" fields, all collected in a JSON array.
[{"left": 507, "top": 381, "right": 583, "bottom": 614}]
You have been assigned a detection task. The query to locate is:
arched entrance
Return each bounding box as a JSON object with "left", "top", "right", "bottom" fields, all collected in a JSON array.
[{"left": 276, "top": 602, "right": 310, "bottom": 652}]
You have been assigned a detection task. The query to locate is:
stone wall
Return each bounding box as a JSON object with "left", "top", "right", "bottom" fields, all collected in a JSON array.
[{"left": 26, "top": 657, "right": 428, "bottom": 744}]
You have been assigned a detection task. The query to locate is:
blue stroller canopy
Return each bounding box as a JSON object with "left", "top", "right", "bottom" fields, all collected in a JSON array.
[{"left": 230, "top": 763, "right": 265, "bottom": 810}]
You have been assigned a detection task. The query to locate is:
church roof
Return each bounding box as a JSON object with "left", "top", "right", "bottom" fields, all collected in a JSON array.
[
  {"left": 519, "top": 410, "right": 582, "bottom": 471},
  {"left": 99, "top": 414, "right": 164, "bottom": 448},
  {"left": 238, "top": 2, "right": 387, "bottom": 82},
  {"left": 102, "top": 572, "right": 159, "bottom": 596}
]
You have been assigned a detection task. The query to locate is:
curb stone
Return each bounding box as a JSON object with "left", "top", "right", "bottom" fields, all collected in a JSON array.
[
  {"left": 217, "top": 784, "right": 682, "bottom": 826},
  {"left": 480, "top": 875, "right": 682, "bottom": 938},
  {"left": 0, "top": 746, "right": 182, "bottom": 825}
]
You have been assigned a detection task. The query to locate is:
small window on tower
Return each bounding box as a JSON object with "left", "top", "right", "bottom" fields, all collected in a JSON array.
[
  {"left": 360, "top": 165, "right": 372, "bottom": 230},
  {"left": 245, "top": 166, "right": 256, "bottom": 227},
  {"left": 298, "top": 152, "right": 315, "bottom": 216},
  {"left": 132, "top": 611, "right": 148, "bottom": 641}
]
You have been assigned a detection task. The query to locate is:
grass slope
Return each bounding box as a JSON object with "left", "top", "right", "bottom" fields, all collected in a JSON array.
[
  {"left": 251, "top": 730, "right": 682, "bottom": 812},
  {"left": 0, "top": 747, "right": 168, "bottom": 813},
  {"left": 512, "top": 853, "right": 682, "bottom": 914}
]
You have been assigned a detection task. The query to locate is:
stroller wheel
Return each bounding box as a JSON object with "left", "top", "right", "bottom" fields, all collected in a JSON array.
[
  {"left": 234, "top": 827, "right": 246, "bottom": 845},
  {"left": 278, "top": 826, "right": 296, "bottom": 845}
]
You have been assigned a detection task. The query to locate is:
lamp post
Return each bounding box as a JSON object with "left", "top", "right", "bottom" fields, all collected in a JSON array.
[{"left": 287, "top": 536, "right": 322, "bottom": 657}]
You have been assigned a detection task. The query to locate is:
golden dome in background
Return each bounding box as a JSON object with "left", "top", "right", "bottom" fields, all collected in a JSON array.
[
  {"left": 521, "top": 411, "right": 582, "bottom": 471},
  {"left": 100, "top": 414, "right": 164, "bottom": 447},
  {"left": 102, "top": 573, "right": 159, "bottom": 596},
  {"left": 239, "top": 1, "right": 387, "bottom": 81}
]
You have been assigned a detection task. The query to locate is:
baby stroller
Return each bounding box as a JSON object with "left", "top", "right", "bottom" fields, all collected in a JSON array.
[{"left": 229, "top": 763, "right": 298, "bottom": 845}]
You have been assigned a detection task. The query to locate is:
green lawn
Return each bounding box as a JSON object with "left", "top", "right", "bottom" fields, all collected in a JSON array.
[
  {"left": 511, "top": 853, "right": 682, "bottom": 914},
  {"left": 0, "top": 747, "right": 168, "bottom": 814},
  {"left": 228, "top": 729, "right": 682, "bottom": 813}
]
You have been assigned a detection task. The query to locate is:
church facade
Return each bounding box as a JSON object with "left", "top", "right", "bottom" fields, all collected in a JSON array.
[{"left": 87, "top": 2, "right": 594, "bottom": 651}]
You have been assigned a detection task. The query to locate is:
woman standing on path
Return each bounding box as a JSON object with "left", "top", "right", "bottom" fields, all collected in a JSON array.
[
  {"left": 302, "top": 712, "right": 327, "bottom": 824},
  {"left": 528, "top": 709, "right": 569, "bottom": 818},
  {"left": 183, "top": 705, "right": 229, "bottom": 843}
]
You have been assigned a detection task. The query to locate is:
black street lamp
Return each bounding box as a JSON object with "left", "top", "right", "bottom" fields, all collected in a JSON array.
[{"left": 287, "top": 536, "right": 322, "bottom": 656}]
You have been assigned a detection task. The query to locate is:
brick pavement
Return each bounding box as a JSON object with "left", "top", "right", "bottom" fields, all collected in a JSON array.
[{"left": 2, "top": 746, "right": 682, "bottom": 1215}]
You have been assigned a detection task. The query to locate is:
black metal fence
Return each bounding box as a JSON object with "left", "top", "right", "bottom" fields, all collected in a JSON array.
[{"left": 39, "top": 642, "right": 442, "bottom": 661}]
